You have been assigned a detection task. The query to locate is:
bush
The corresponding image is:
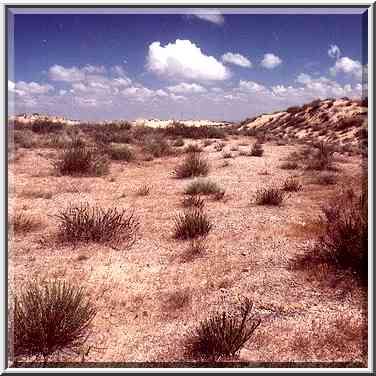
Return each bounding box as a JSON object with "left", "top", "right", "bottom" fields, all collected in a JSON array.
[
  {"left": 13, "top": 130, "right": 34, "bottom": 149},
  {"left": 250, "top": 143, "right": 264, "bottom": 157},
  {"left": 255, "top": 186, "right": 285, "bottom": 206},
  {"left": 31, "top": 120, "right": 65, "bottom": 134},
  {"left": 282, "top": 177, "right": 303, "bottom": 192},
  {"left": 54, "top": 203, "right": 139, "bottom": 247},
  {"left": 135, "top": 184, "right": 150, "bottom": 196},
  {"left": 173, "top": 209, "right": 212, "bottom": 240},
  {"left": 313, "top": 172, "right": 338, "bottom": 185},
  {"left": 173, "top": 153, "right": 209, "bottom": 179},
  {"left": 182, "top": 195, "right": 205, "bottom": 210},
  {"left": 11, "top": 212, "right": 41, "bottom": 234},
  {"left": 13, "top": 279, "right": 96, "bottom": 360},
  {"left": 184, "top": 179, "right": 222, "bottom": 196},
  {"left": 163, "top": 122, "right": 226, "bottom": 139},
  {"left": 280, "top": 161, "right": 299, "bottom": 170},
  {"left": 214, "top": 142, "right": 225, "bottom": 152},
  {"left": 108, "top": 144, "right": 134, "bottom": 161},
  {"left": 53, "top": 139, "right": 110, "bottom": 176},
  {"left": 222, "top": 151, "right": 233, "bottom": 159},
  {"left": 187, "top": 298, "right": 261, "bottom": 360},
  {"left": 185, "top": 143, "right": 203, "bottom": 153},
  {"left": 143, "top": 135, "right": 173, "bottom": 158}
]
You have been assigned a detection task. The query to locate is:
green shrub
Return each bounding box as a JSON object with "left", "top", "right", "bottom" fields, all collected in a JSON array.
[
  {"left": 173, "top": 153, "right": 209, "bottom": 179},
  {"left": 13, "top": 279, "right": 96, "bottom": 360},
  {"left": 54, "top": 203, "right": 139, "bottom": 247},
  {"left": 255, "top": 186, "right": 285, "bottom": 206},
  {"left": 173, "top": 209, "right": 212, "bottom": 240},
  {"left": 187, "top": 298, "right": 261, "bottom": 360}
]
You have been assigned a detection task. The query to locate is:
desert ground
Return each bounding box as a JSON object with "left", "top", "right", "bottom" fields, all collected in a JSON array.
[{"left": 8, "top": 105, "right": 367, "bottom": 366}]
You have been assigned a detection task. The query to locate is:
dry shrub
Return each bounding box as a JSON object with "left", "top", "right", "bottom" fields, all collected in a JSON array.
[
  {"left": 53, "top": 139, "right": 109, "bottom": 176},
  {"left": 173, "top": 209, "right": 212, "bottom": 240},
  {"left": 13, "top": 130, "right": 35, "bottom": 149},
  {"left": 255, "top": 186, "right": 286, "bottom": 206},
  {"left": 305, "top": 141, "right": 335, "bottom": 171},
  {"left": 222, "top": 151, "right": 233, "bottom": 159},
  {"left": 282, "top": 177, "right": 303, "bottom": 192},
  {"left": 187, "top": 298, "right": 261, "bottom": 361},
  {"left": 181, "top": 195, "right": 205, "bottom": 210},
  {"left": 164, "top": 288, "right": 191, "bottom": 312},
  {"left": 54, "top": 203, "right": 139, "bottom": 247},
  {"left": 280, "top": 161, "right": 299, "bottom": 170},
  {"left": 11, "top": 212, "right": 41, "bottom": 234},
  {"left": 107, "top": 144, "right": 134, "bottom": 161},
  {"left": 181, "top": 237, "right": 207, "bottom": 262},
  {"left": 31, "top": 119, "right": 65, "bottom": 134},
  {"left": 142, "top": 135, "right": 173, "bottom": 158},
  {"left": 250, "top": 142, "right": 264, "bottom": 157},
  {"left": 135, "top": 184, "right": 151, "bottom": 196},
  {"left": 13, "top": 279, "right": 96, "bottom": 360},
  {"left": 185, "top": 143, "right": 203, "bottom": 153},
  {"left": 184, "top": 179, "right": 223, "bottom": 196},
  {"left": 293, "top": 188, "right": 367, "bottom": 284},
  {"left": 163, "top": 122, "right": 226, "bottom": 139},
  {"left": 312, "top": 172, "right": 338, "bottom": 185},
  {"left": 173, "top": 153, "right": 209, "bottom": 179},
  {"left": 214, "top": 142, "right": 225, "bottom": 152},
  {"left": 20, "top": 188, "right": 53, "bottom": 200}
]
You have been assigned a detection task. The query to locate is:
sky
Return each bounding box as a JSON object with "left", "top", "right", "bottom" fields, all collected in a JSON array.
[{"left": 8, "top": 8, "right": 369, "bottom": 121}]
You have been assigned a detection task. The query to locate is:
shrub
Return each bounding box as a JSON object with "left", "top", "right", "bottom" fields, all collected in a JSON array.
[
  {"left": 305, "top": 142, "right": 335, "bottom": 171},
  {"left": 163, "top": 122, "right": 226, "bottom": 139},
  {"left": 222, "top": 151, "right": 233, "bottom": 159},
  {"left": 172, "top": 138, "right": 185, "bottom": 147},
  {"left": 108, "top": 144, "right": 134, "bottom": 161},
  {"left": 255, "top": 186, "right": 285, "bottom": 206},
  {"left": 11, "top": 212, "right": 41, "bottom": 234},
  {"left": 13, "top": 279, "right": 96, "bottom": 360},
  {"left": 187, "top": 298, "right": 261, "bottom": 360},
  {"left": 280, "top": 161, "right": 299, "bottom": 170},
  {"left": 53, "top": 139, "right": 109, "bottom": 176},
  {"left": 173, "top": 153, "right": 209, "bottom": 179},
  {"left": 13, "top": 130, "right": 34, "bottom": 149},
  {"left": 173, "top": 209, "right": 212, "bottom": 240},
  {"left": 143, "top": 135, "right": 173, "bottom": 158},
  {"left": 282, "top": 177, "right": 303, "bottom": 192},
  {"left": 182, "top": 195, "right": 205, "bottom": 210},
  {"left": 54, "top": 203, "right": 139, "bottom": 247},
  {"left": 31, "top": 120, "right": 64, "bottom": 134},
  {"left": 214, "top": 142, "right": 225, "bottom": 152},
  {"left": 313, "top": 172, "right": 338, "bottom": 185},
  {"left": 184, "top": 179, "right": 222, "bottom": 196},
  {"left": 181, "top": 237, "right": 207, "bottom": 262},
  {"left": 250, "top": 142, "right": 264, "bottom": 157},
  {"left": 135, "top": 184, "right": 151, "bottom": 196},
  {"left": 185, "top": 143, "right": 203, "bottom": 153}
]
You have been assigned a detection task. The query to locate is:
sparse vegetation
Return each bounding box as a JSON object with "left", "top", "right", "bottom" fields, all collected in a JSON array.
[
  {"left": 250, "top": 142, "right": 264, "bottom": 157},
  {"left": 181, "top": 195, "right": 205, "bottom": 210},
  {"left": 13, "top": 279, "right": 96, "bottom": 360},
  {"left": 184, "top": 179, "right": 223, "bottom": 196},
  {"left": 185, "top": 144, "right": 203, "bottom": 153},
  {"left": 222, "top": 151, "right": 233, "bottom": 159},
  {"left": 280, "top": 161, "right": 299, "bottom": 170},
  {"left": 282, "top": 177, "right": 303, "bottom": 192},
  {"left": 313, "top": 172, "right": 338, "bottom": 185},
  {"left": 173, "top": 209, "right": 212, "bottom": 240},
  {"left": 108, "top": 144, "right": 134, "bottom": 161},
  {"left": 187, "top": 298, "right": 261, "bottom": 360},
  {"left": 135, "top": 184, "right": 151, "bottom": 196},
  {"left": 11, "top": 212, "right": 41, "bottom": 234},
  {"left": 173, "top": 152, "right": 209, "bottom": 179},
  {"left": 54, "top": 203, "right": 139, "bottom": 247}
]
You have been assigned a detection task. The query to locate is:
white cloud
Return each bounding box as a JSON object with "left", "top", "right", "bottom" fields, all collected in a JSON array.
[
  {"left": 190, "top": 10, "right": 224, "bottom": 25},
  {"left": 146, "top": 39, "right": 230, "bottom": 82},
  {"left": 82, "top": 65, "right": 106, "bottom": 74},
  {"left": 221, "top": 52, "right": 252, "bottom": 68},
  {"left": 49, "top": 64, "right": 86, "bottom": 82},
  {"left": 261, "top": 53, "right": 282, "bottom": 69},
  {"left": 72, "top": 82, "right": 87, "bottom": 92},
  {"left": 16, "top": 81, "right": 54, "bottom": 94},
  {"left": 167, "top": 82, "right": 207, "bottom": 94},
  {"left": 238, "top": 80, "right": 266, "bottom": 93},
  {"left": 59, "top": 90, "right": 67, "bottom": 96},
  {"left": 328, "top": 45, "right": 341, "bottom": 60},
  {"left": 112, "top": 77, "right": 132, "bottom": 87},
  {"left": 296, "top": 73, "right": 312, "bottom": 85},
  {"left": 329, "top": 57, "right": 363, "bottom": 79}
]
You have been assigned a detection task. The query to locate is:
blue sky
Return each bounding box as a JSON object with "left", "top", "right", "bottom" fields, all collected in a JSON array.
[{"left": 8, "top": 9, "right": 368, "bottom": 121}]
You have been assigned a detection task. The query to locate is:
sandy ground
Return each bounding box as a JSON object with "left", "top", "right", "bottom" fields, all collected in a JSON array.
[{"left": 8, "top": 136, "right": 367, "bottom": 366}]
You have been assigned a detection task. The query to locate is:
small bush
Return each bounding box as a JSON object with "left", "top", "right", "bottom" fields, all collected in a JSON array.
[
  {"left": 184, "top": 179, "right": 222, "bottom": 196},
  {"left": 173, "top": 209, "right": 212, "bottom": 240},
  {"left": 282, "top": 177, "right": 303, "bottom": 192},
  {"left": 108, "top": 144, "right": 134, "bottom": 161},
  {"left": 280, "top": 161, "right": 299, "bottom": 170},
  {"left": 143, "top": 135, "right": 173, "bottom": 158},
  {"left": 13, "top": 279, "right": 96, "bottom": 360},
  {"left": 222, "top": 151, "right": 233, "bottom": 159},
  {"left": 182, "top": 195, "right": 205, "bottom": 210},
  {"left": 53, "top": 139, "right": 109, "bottom": 176},
  {"left": 31, "top": 120, "right": 64, "bottom": 134},
  {"left": 313, "top": 172, "right": 338, "bottom": 185},
  {"left": 255, "top": 186, "right": 285, "bottom": 206},
  {"left": 214, "top": 142, "right": 225, "bottom": 152},
  {"left": 250, "top": 143, "right": 264, "bottom": 157},
  {"left": 13, "top": 130, "right": 34, "bottom": 149},
  {"left": 11, "top": 212, "right": 41, "bottom": 234},
  {"left": 135, "top": 184, "right": 151, "bottom": 196},
  {"left": 187, "top": 298, "right": 261, "bottom": 360},
  {"left": 185, "top": 144, "right": 202, "bottom": 153},
  {"left": 54, "top": 203, "right": 139, "bottom": 247},
  {"left": 173, "top": 153, "right": 209, "bottom": 179}
]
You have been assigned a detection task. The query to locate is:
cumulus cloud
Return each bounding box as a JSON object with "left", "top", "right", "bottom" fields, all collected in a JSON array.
[
  {"left": 329, "top": 56, "right": 364, "bottom": 80},
  {"left": 190, "top": 10, "right": 224, "bottom": 25},
  {"left": 16, "top": 81, "right": 54, "bottom": 95},
  {"left": 296, "top": 73, "right": 312, "bottom": 85},
  {"left": 221, "top": 52, "right": 252, "bottom": 68},
  {"left": 260, "top": 53, "right": 282, "bottom": 69},
  {"left": 328, "top": 45, "right": 341, "bottom": 60},
  {"left": 146, "top": 39, "right": 230, "bottom": 82},
  {"left": 238, "top": 80, "right": 266, "bottom": 93},
  {"left": 49, "top": 64, "right": 86, "bottom": 82},
  {"left": 167, "top": 82, "right": 207, "bottom": 94}
]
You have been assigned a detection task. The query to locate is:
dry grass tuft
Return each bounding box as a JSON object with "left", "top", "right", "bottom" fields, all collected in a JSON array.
[
  {"left": 184, "top": 179, "right": 223, "bottom": 196},
  {"left": 181, "top": 195, "right": 205, "bottom": 210},
  {"left": 135, "top": 184, "right": 151, "bottom": 196},
  {"left": 173, "top": 153, "right": 209, "bottom": 179},
  {"left": 254, "top": 186, "right": 286, "bottom": 206},
  {"left": 173, "top": 209, "right": 212, "bottom": 240},
  {"left": 11, "top": 212, "right": 42, "bottom": 234},
  {"left": 282, "top": 177, "right": 303, "bottom": 192}
]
